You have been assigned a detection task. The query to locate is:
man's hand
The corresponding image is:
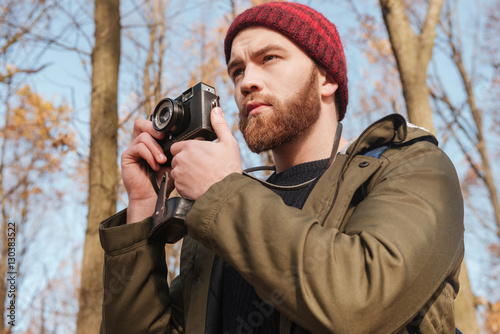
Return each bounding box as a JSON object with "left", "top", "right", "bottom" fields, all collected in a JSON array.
[
  {"left": 170, "top": 107, "right": 243, "bottom": 200},
  {"left": 121, "top": 118, "right": 169, "bottom": 224}
]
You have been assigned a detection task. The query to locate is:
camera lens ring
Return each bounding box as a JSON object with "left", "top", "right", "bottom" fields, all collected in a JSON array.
[{"left": 152, "top": 98, "right": 185, "bottom": 134}]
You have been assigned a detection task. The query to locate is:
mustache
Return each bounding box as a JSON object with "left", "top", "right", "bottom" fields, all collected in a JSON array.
[{"left": 239, "top": 93, "right": 277, "bottom": 116}]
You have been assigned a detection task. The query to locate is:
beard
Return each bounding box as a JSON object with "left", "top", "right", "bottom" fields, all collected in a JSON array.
[{"left": 238, "top": 65, "right": 321, "bottom": 153}]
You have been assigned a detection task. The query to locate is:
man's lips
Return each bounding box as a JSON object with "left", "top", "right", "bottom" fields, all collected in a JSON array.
[{"left": 246, "top": 101, "right": 271, "bottom": 116}]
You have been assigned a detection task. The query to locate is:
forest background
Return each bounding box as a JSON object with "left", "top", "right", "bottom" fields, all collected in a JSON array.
[{"left": 1, "top": 0, "right": 499, "bottom": 333}]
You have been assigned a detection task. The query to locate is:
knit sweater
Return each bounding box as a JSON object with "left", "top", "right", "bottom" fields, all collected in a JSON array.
[{"left": 221, "top": 159, "right": 330, "bottom": 334}]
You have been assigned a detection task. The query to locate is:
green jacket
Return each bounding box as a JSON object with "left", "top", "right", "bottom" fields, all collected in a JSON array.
[{"left": 99, "top": 114, "right": 464, "bottom": 334}]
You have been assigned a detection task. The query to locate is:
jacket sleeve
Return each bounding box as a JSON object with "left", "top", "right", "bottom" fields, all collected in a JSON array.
[
  {"left": 185, "top": 142, "right": 464, "bottom": 333},
  {"left": 99, "top": 210, "right": 184, "bottom": 334}
]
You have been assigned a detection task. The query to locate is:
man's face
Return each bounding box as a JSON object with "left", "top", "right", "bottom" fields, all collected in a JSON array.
[{"left": 227, "top": 27, "right": 322, "bottom": 153}]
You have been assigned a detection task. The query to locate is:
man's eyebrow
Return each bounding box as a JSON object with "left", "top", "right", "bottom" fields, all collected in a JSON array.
[
  {"left": 227, "top": 43, "right": 288, "bottom": 74},
  {"left": 227, "top": 57, "right": 243, "bottom": 75},
  {"left": 254, "top": 43, "right": 287, "bottom": 57}
]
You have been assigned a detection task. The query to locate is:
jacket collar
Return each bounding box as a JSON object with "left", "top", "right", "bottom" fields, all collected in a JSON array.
[
  {"left": 345, "top": 113, "right": 438, "bottom": 156},
  {"left": 346, "top": 113, "right": 407, "bottom": 157},
  {"left": 341, "top": 113, "right": 438, "bottom": 170}
]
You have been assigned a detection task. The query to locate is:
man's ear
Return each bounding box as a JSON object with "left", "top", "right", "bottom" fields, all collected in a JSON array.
[{"left": 319, "top": 67, "right": 338, "bottom": 98}]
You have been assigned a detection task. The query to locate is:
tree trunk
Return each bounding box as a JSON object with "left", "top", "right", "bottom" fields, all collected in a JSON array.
[
  {"left": 378, "top": 0, "right": 479, "bottom": 331},
  {"left": 77, "top": 0, "right": 120, "bottom": 332},
  {"left": 379, "top": 0, "right": 441, "bottom": 133},
  {"left": 454, "top": 261, "right": 481, "bottom": 333},
  {"left": 143, "top": 0, "right": 166, "bottom": 117}
]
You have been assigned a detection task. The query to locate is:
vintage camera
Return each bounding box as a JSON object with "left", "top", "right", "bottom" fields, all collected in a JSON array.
[
  {"left": 150, "top": 82, "right": 219, "bottom": 166},
  {"left": 148, "top": 82, "right": 220, "bottom": 244}
]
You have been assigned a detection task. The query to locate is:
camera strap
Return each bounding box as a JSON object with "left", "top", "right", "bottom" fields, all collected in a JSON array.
[
  {"left": 149, "top": 168, "right": 162, "bottom": 194},
  {"left": 148, "top": 172, "right": 192, "bottom": 244},
  {"left": 148, "top": 123, "right": 343, "bottom": 193},
  {"left": 242, "top": 123, "right": 343, "bottom": 191},
  {"left": 146, "top": 123, "right": 342, "bottom": 244}
]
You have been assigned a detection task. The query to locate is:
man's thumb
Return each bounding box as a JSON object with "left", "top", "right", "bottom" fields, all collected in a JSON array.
[{"left": 211, "top": 107, "right": 232, "bottom": 142}]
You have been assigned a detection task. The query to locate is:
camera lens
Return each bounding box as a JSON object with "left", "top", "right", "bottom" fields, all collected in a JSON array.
[
  {"left": 152, "top": 98, "right": 185, "bottom": 134},
  {"left": 158, "top": 105, "right": 172, "bottom": 127}
]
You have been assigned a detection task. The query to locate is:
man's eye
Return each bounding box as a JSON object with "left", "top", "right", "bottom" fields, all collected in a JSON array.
[
  {"left": 263, "top": 55, "right": 277, "bottom": 62},
  {"left": 232, "top": 68, "right": 243, "bottom": 79}
]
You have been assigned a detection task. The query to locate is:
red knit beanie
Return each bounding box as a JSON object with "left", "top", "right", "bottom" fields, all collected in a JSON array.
[{"left": 224, "top": 1, "right": 348, "bottom": 121}]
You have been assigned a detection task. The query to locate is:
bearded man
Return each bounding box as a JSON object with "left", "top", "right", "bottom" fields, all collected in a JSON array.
[{"left": 99, "top": 2, "right": 464, "bottom": 333}]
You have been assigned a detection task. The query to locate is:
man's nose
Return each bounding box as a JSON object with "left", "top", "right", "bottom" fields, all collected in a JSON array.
[{"left": 240, "top": 65, "right": 263, "bottom": 96}]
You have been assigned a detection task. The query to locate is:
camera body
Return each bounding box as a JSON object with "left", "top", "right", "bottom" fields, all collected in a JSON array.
[{"left": 151, "top": 82, "right": 219, "bottom": 166}]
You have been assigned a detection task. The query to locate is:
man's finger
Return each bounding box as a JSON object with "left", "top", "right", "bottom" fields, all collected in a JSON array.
[
  {"left": 133, "top": 118, "right": 166, "bottom": 140},
  {"left": 131, "top": 132, "right": 168, "bottom": 165},
  {"left": 210, "top": 107, "right": 234, "bottom": 143}
]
